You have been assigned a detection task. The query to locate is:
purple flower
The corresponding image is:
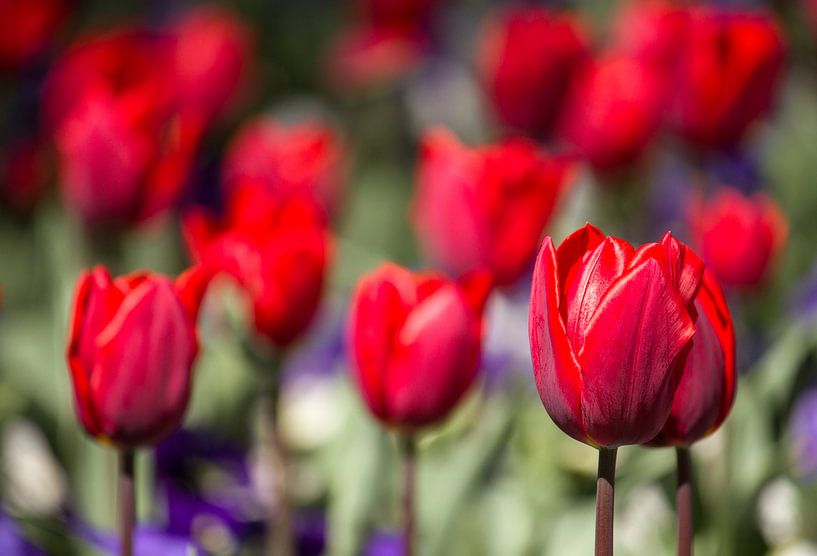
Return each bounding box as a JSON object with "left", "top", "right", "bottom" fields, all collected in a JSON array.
[
  {"left": 790, "top": 389, "right": 817, "bottom": 480},
  {"left": 363, "top": 530, "right": 403, "bottom": 556},
  {"left": 0, "top": 513, "right": 44, "bottom": 556}
]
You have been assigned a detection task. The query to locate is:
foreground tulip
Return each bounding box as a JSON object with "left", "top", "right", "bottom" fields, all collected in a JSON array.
[
  {"left": 672, "top": 8, "right": 786, "bottom": 151},
  {"left": 528, "top": 224, "right": 704, "bottom": 555},
  {"left": 478, "top": 6, "right": 589, "bottom": 137},
  {"left": 184, "top": 185, "right": 330, "bottom": 347},
  {"left": 67, "top": 265, "right": 209, "bottom": 556},
  {"left": 690, "top": 186, "right": 787, "bottom": 289},
  {"left": 413, "top": 128, "right": 571, "bottom": 286},
  {"left": 0, "top": 0, "right": 68, "bottom": 71},
  {"left": 222, "top": 117, "right": 345, "bottom": 218},
  {"left": 349, "top": 263, "right": 491, "bottom": 556},
  {"left": 559, "top": 53, "right": 666, "bottom": 173},
  {"left": 649, "top": 269, "right": 735, "bottom": 556}
]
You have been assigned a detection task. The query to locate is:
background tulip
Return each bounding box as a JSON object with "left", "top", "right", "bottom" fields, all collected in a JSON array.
[
  {"left": 184, "top": 184, "right": 330, "bottom": 347},
  {"left": 690, "top": 186, "right": 787, "bottom": 289},
  {"left": 413, "top": 128, "right": 571, "bottom": 286},
  {"left": 650, "top": 270, "right": 736, "bottom": 447},
  {"left": 671, "top": 8, "right": 785, "bottom": 151},
  {"left": 528, "top": 224, "right": 704, "bottom": 448},
  {"left": 0, "top": 0, "right": 68, "bottom": 72},
  {"left": 478, "top": 6, "right": 589, "bottom": 137},
  {"left": 222, "top": 117, "right": 345, "bottom": 218},
  {"left": 66, "top": 266, "right": 209, "bottom": 447},
  {"left": 559, "top": 53, "right": 666, "bottom": 173},
  {"left": 348, "top": 264, "right": 492, "bottom": 430}
]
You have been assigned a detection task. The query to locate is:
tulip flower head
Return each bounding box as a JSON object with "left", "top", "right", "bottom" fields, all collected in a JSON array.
[
  {"left": 184, "top": 184, "right": 331, "bottom": 348},
  {"left": 413, "top": 128, "right": 571, "bottom": 287},
  {"left": 348, "top": 264, "right": 492, "bottom": 430},
  {"left": 528, "top": 224, "right": 705, "bottom": 448},
  {"left": 66, "top": 266, "right": 210, "bottom": 447},
  {"left": 690, "top": 186, "right": 787, "bottom": 289},
  {"left": 650, "top": 270, "right": 736, "bottom": 446},
  {"left": 0, "top": 0, "right": 69, "bottom": 71},
  {"left": 222, "top": 117, "right": 345, "bottom": 219},
  {"left": 478, "top": 5, "right": 589, "bottom": 136}
]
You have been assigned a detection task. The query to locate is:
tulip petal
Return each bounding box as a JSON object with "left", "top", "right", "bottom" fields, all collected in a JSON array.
[
  {"left": 555, "top": 223, "right": 606, "bottom": 289},
  {"left": 92, "top": 278, "right": 196, "bottom": 446},
  {"left": 659, "top": 232, "right": 705, "bottom": 307},
  {"left": 385, "top": 283, "right": 475, "bottom": 428},
  {"left": 562, "top": 236, "right": 633, "bottom": 352},
  {"left": 578, "top": 257, "right": 695, "bottom": 447},
  {"left": 529, "top": 237, "right": 586, "bottom": 443}
]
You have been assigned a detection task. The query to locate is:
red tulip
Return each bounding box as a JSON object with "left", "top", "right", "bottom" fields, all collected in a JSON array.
[
  {"left": 413, "top": 128, "right": 571, "bottom": 286},
  {"left": 0, "top": 0, "right": 69, "bottom": 71},
  {"left": 0, "top": 137, "right": 47, "bottom": 213},
  {"left": 348, "top": 264, "right": 492, "bottom": 430},
  {"left": 44, "top": 29, "right": 199, "bottom": 228},
  {"left": 171, "top": 5, "right": 252, "bottom": 127},
  {"left": 184, "top": 184, "right": 330, "bottom": 347},
  {"left": 671, "top": 8, "right": 786, "bottom": 150},
  {"left": 478, "top": 6, "right": 589, "bottom": 136},
  {"left": 808, "top": 0, "right": 817, "bottom": 37},
  {"left": 650, "top": 270, "right": 736, "bottom": 446},
  {"left": 690, "top": 186, "right": 787, "bottom": 289},
  {"left": 355, "top": 0, "right": 437, "bottom": 29},
  {"left": 222, "top": 116, "right": 345, "bottom": 218},
  {"left": 611, "top": 0, "right": 690, "bottom": 74},
  {"left": 559, "top": 53, "right": 666, "bottom": 172},
  {"left": 66, "top": 265, "right": 210, "bottom": 447},
  {"left": 528, "top": 224, "right": 705, "bottom": 448}
]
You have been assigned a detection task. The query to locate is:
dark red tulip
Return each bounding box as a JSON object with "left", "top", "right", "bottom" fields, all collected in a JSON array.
[
  {"left": 413, "top": 128, "right": 571, "bottom": 286},
  {"left": 690, "top": 186, "right": 787, "bottom": 289},
  {"left": 559, "top": 53, "right": 666, "bottom": 172},
  {"left": 650, "top": 270, "right": 736, "bottom": 447},
  {"left": 348, "top": 264, "right": 492, "bottom": 430},
  {"left": 184, "top": 184, "right": 330, "bottom": 347},
  {"left": 355, "top": 0, "right": 437, "bottom": 29},
  {"left": 808, "top": 0, "right": 817, "bottom": 37},
  {"left": 671, "top": 8, "right": 786, "bottom": 150},
  {"left": 528, "top": 224, "right": 705, "bottom": 448},
  {"left": 44, "top": 29, "right": 199, "bottom": 228},
  {"left": 0, "top": 0, "right": 69, "bottom": 71},
  {"left": 66, "top": 266, "right": 210, "bottom": 447},
  {"left": 171, "top": 5, "right": 252, "bottom": 127},
  {"left": 0, "top": 137, "right": 47, "bottom": 214},
  {"left": 222, "top": 116, "right": 345, "bottom": 218},
  {"left": 478, "top": 5, "right": 589, "bottom": 136}
]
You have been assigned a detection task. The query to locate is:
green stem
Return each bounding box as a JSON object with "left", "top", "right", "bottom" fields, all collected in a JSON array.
[
  {"left": 119, "top": 450, "right": 135, "bottom": 556},
  {"left": 400, "top": 434, "right": 417, "bottom": 556},
  {"left": 676, "top": 447, "right": 693, "bottom": 556},
  {"left": 595, "top": 448, "right": 617, "bottom": 556}
]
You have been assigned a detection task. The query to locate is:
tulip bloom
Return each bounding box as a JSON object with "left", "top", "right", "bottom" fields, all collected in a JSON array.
[
  {"left": 222, "top": 117, "right": 345, "bottom": 218},
  {"left": 44, "top": 29, "right": 199, "bottom": 228},
  {"left": 184, "top": 184, "right": 330, "bottom": 347},
  {"left": 611, "top": 0, "right": 689, "bottom": 73},
  {"left": 650, "top": 270, "right": 736, "bottom": 447},
  {"left": 413, "top": 128, "right": 571, "bottom": 286},
  {"left": 559, "top": 53, "right": 666, "bottom": 172},
  {"left": 478, "top": 6, "right": 589, "bottom": 136},
  {"left": 690, "top": 186, "right": 787, "bottom": 289},
  {"left": 671, "top": 8, "right": 786, "bottom": 150},
  {"left": 348, "top": 264, "right": 492, "bottom": 430},
  {"left": 66, "top": 266, "right": 209, "bottom": 447},
  {"left": 0, "top": 0, "right": 68, "bottom": 71},
  {"left": 171, "top": 6, "right": 252, "bottom": 127},
  {"left": 528, "top": 224, "right": 705, "bottom": 448}
]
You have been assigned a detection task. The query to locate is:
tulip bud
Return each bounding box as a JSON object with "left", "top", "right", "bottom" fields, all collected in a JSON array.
[
  {"left": 478, "top": 6, "right": 589, "bottom": 136},
  {"left": 528, "top": 224, "right": 704, "bottom": 448},
  {"left": 690, "top": 186, "right": 787, "bottom": 289},
  {"left": 650, "top": 270, "right": 736, "bottom": 446},
  {"left": 671, "top": 8, "right": 786, "bottom": 150},
  {"left": 559, "top": 53, "right": 666, "bottom": 173},
  {"left": 184, "top": 184, "right": 330, "bottom": 347},
  {"left": 171, "top": 6, "right": 252, "bottom": 127},
  {"left": 348, "top": 264, "right": 492, "bottom": 430},
  {"left": 222, "top": 117, "right": 345, "bottom": 218},
  {"left": 413, "top": 128, "right": 571, "bottom": 286},
  {"left": 0, "top": 0, "right": 68, "bottom": 72},
  {"left": 66, "top": 266, "right": 210, "bottom": 447}
]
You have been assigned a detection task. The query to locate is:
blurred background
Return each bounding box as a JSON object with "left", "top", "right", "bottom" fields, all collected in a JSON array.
[{"left": 0, "top": 0, "right": 816, "bottom": 554}]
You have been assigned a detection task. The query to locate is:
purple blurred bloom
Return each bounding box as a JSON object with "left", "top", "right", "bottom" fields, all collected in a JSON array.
[
  {"left": 363, "top": 530, "right": 403, "bottom": 556},
  {"left": 790, "top": 389, "right": 817, "bottom": 480},
  {"left": 0, "top": 514, "right": 44, "bottom": 556},
  {"left": 294, "top": 511, "right": 326, "bottom": 556},
  {"left": 77, "top": 521, "right": 199, "bottom": 556},
  {"left": 282, "top": 303, "right": 346, "bottom": 385}
]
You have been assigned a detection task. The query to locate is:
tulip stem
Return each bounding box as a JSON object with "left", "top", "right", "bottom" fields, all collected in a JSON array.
[
  {"left": 119, "top": 450, "right": 135, "bottom": 556},
  {"left": 595, "top": 447, "right": 617, "bottom": 556},
  {"left": 400, "top": 434, "right": 417, "bottom": 556},
  {"left": 676, "top": 447, "right": 693, "bottom": 556},
  {"left": 264, "top": 353, "right": 293, "bottom": 556}
]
